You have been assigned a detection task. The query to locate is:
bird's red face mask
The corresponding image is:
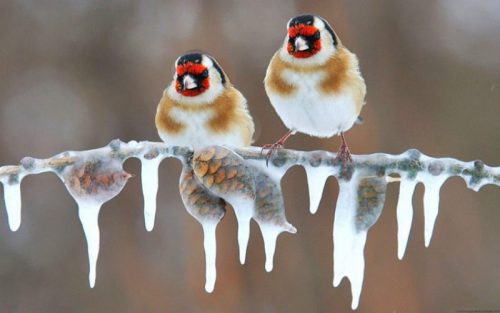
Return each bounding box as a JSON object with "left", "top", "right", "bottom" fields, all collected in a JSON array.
[
  {"left": 175, "top": 62, "right": 210, "bottom": 97},
  {"left": 287, "top": 24, "right": 322, "bottom": 58}
]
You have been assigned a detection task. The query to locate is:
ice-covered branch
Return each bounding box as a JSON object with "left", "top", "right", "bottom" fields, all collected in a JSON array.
[
  {"left": 234, "top": 147, "right": 500, "bottom": 308},
  {"left": 0, "top": 140, "right": 191, "bottom": 287},
  {"left": 1, "top": 140, "right": 499, "bottom": 309},
  {"left": 236, "top": 147, "right": 500, "bottom": 190}
]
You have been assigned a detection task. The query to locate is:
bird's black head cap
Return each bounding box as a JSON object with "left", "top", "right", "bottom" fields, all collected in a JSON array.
[
  {"left": 288, "top": 14, "right": 315, "bottom": 27},
  {"left": 177, "top": 52, "right": 203, "bottom": 65}
]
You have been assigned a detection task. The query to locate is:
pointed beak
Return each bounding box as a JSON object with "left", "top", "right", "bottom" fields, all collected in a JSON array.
[
  {"left": 294, "top": 36, "right": 309, "bottom": 51},
  {"left": 183, "top": 74, "right": 197, "bottom": 90}
]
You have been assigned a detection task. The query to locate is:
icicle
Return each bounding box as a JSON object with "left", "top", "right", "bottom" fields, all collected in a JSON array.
[
  {"left": 1, "top": 175, "right": 24, "bottom": 232},
  {"left": 191, "top": 145, "right": 296, "bottom": 270},
  {"left": 191, "top": 146, "right": 257, "bottom": 265},
  {"left": 396, "top": 178, "right": 417, "bottom": 259},
  {"left": 304, "top": 166, "right": 332, "bottom": 214},
  {"left": 179, "top": 167, "right": 225, "bottom": 292},
  {"left": 256, "top": 223, "right": 280, "bottom": 272},
  {"left": 333, "top": 178, "right": 362, "bottom": 309},
  {"left": 55, "top": 150, "right": 131, "bottom": 287},
  {"left": 420, "top": 173, "right": 448, "bottom": 247},
  {"left": 333, "top": 175, "right": 389, "bottom": 310},
  {"left": 233, "top": 203, "right": 254, "bottom": 264},
  {"left": 253, "top": 170, "right": 296, "bottom": 272},
  {"left": 76, "top": 200, "right": 101, "bottom": 288},
  {"left": 140, "top": 157, "right": 162, "bottom": 232},
  {"left": 202, "top": 221, "right": 217, "bottom": 292}
]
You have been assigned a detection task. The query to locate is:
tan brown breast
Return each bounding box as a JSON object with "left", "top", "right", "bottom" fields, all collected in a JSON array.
[
  {"left": 155, "top": 86, "right": 254, "bottom": 146},
  {"left": 320, "top": 46, "right": 367, "bottom": 113},
  {"left": 155, "top": 91, "right": 185, "bottom": 134},
  {"left": 264, "top": 52, "right": 297, "bottom": 96},
  {"left": 265, "top": 45, "right": 366, "bottom": 114},
  {"left": 208, "top": 86, "right": 254, "bottom": 146}
]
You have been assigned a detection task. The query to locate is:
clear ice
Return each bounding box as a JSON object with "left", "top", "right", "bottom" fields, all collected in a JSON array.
[
  {"left": 257, "top": 223, "right": 284, "bottom": 272},
  {"left": 55, "top": 149, "right": 130, "bottom": 287},
  {"left": 140, "top": 157, "right": 163, "bottom": 232},
  {"left": 202, "top": 221, "right": 217, "bottom": 292},
  {"left": 1, "top": 175, "right": 24, "bottom": 232},
  {"left": 395, "top": 171, "right": 448, "bottom": 257},
  {"left": 331, "top": 174, "right": 390, "bottom": 309},
  {"left": 420, "top": 173, "right": 448, "bottom": 247},
  {"left": 77, "top": 200, "right": 101, "bottom": 287},
  {"left": 396, "top": 177, "right": 417, "bottom": 259},
  {"left": 232, "top": 200, "right": 255, "bottom": 265},
  {"left": 250, "top": 160, "right": 297, "bottom": 272},
  {"left": 191, "top": 146, "right": 296, "bottom": 273},
  {"left": 333, "top": 177, "right": 363, "bottom": 309},
  {"left": 305, "top": 166, "right": 333, "bottom": 214},
  {"left": 1, "top": 142, "right": 496, "bottom": 307},
  {"left": 179, "top": 167, "right": 226, "bottom": 292}
]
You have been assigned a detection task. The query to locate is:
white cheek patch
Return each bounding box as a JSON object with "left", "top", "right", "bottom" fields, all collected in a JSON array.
[
  {"left": 201, "top": 55, "right": 214, "bottom": 68},
  {"left": 313, "top": 17, "right": 325, "bottom": 29},
  {"left": 320, "top": 29, "right": 336, "bottom": 51},
  {"left": 208, "top": 68, "right": 221, "bottom": 85}
]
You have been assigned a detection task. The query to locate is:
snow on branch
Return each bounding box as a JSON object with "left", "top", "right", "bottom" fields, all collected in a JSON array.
[{"left": 1, "top": 139, "right": 499, "bottom": 309}]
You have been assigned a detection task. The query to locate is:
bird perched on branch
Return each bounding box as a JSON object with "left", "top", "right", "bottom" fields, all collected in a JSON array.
[
  {"left": 155, "top": 52, "right": 254, "bottom": 148},
  {"left": 155, "top": 53, "right": 255, "bottom": 289},
  {"left": 263, "top": 14, "right": 366, "bottom": 164}
]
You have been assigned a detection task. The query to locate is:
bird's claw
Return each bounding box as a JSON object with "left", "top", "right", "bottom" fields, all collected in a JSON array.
[
  {"left": 261, "top": 129, "right": 295, "bottom": 166},
  {"left": 336, "top": 143, "right": 353, "bottom": 168},
  {"left": 261, "top": 143, "right": 284, "bottom": 167}
]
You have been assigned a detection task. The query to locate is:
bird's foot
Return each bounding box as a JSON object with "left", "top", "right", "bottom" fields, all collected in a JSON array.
[
  {"left": 261, "top": 142, "right": 284, "bottom": 167},
  {"left": 335, "top": 132, "right": 353, "bottom": 168},
  {"left": 336, "top": 143, "right": 353, "bottom": 167},
  {"left": 261, "top": 130, "right": 295, "bottom": 166}
]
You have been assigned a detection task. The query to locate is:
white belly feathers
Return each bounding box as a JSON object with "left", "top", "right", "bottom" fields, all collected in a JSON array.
[
  {"left": 269, "top": 69, "right": 358, "bottom": 138},
  {"left": 158, "top": 107, "right": 246, "bottom": 148}
]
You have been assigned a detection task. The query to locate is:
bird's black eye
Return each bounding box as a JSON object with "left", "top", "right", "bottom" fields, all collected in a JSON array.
[
  {"left": 200, "top": 69, "right": 209, "bottom": 78},
  {"left": 313, "top": 31, "right": 320, "bottom": 40}
]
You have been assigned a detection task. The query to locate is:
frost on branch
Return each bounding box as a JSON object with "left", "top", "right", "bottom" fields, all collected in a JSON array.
[{"left": 1, "top": 141, "right": 499, "bottom": 309}]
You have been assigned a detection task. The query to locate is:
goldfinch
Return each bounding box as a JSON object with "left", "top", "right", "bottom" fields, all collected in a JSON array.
[
  {"left": 263, "top": 14, "right": 366, "bottom": 163},
  {"left": 156, "top": 53, "right": 255, "bottom": 292},
  {"left": 156, "top": 52, "right": 254, "bottom": 148}
]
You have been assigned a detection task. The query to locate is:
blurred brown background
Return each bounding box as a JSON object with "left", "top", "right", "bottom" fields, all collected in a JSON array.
[{"left": 0, "top": 0, "right": 499, "bottom": 312}]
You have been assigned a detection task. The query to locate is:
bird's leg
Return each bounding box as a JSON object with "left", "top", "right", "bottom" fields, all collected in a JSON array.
[
  {"left": 336, "top": 132, "right": 353, "bottom": 166},
  {"left": 261, "top": 129, "right": 295, "bottom": 166}
]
